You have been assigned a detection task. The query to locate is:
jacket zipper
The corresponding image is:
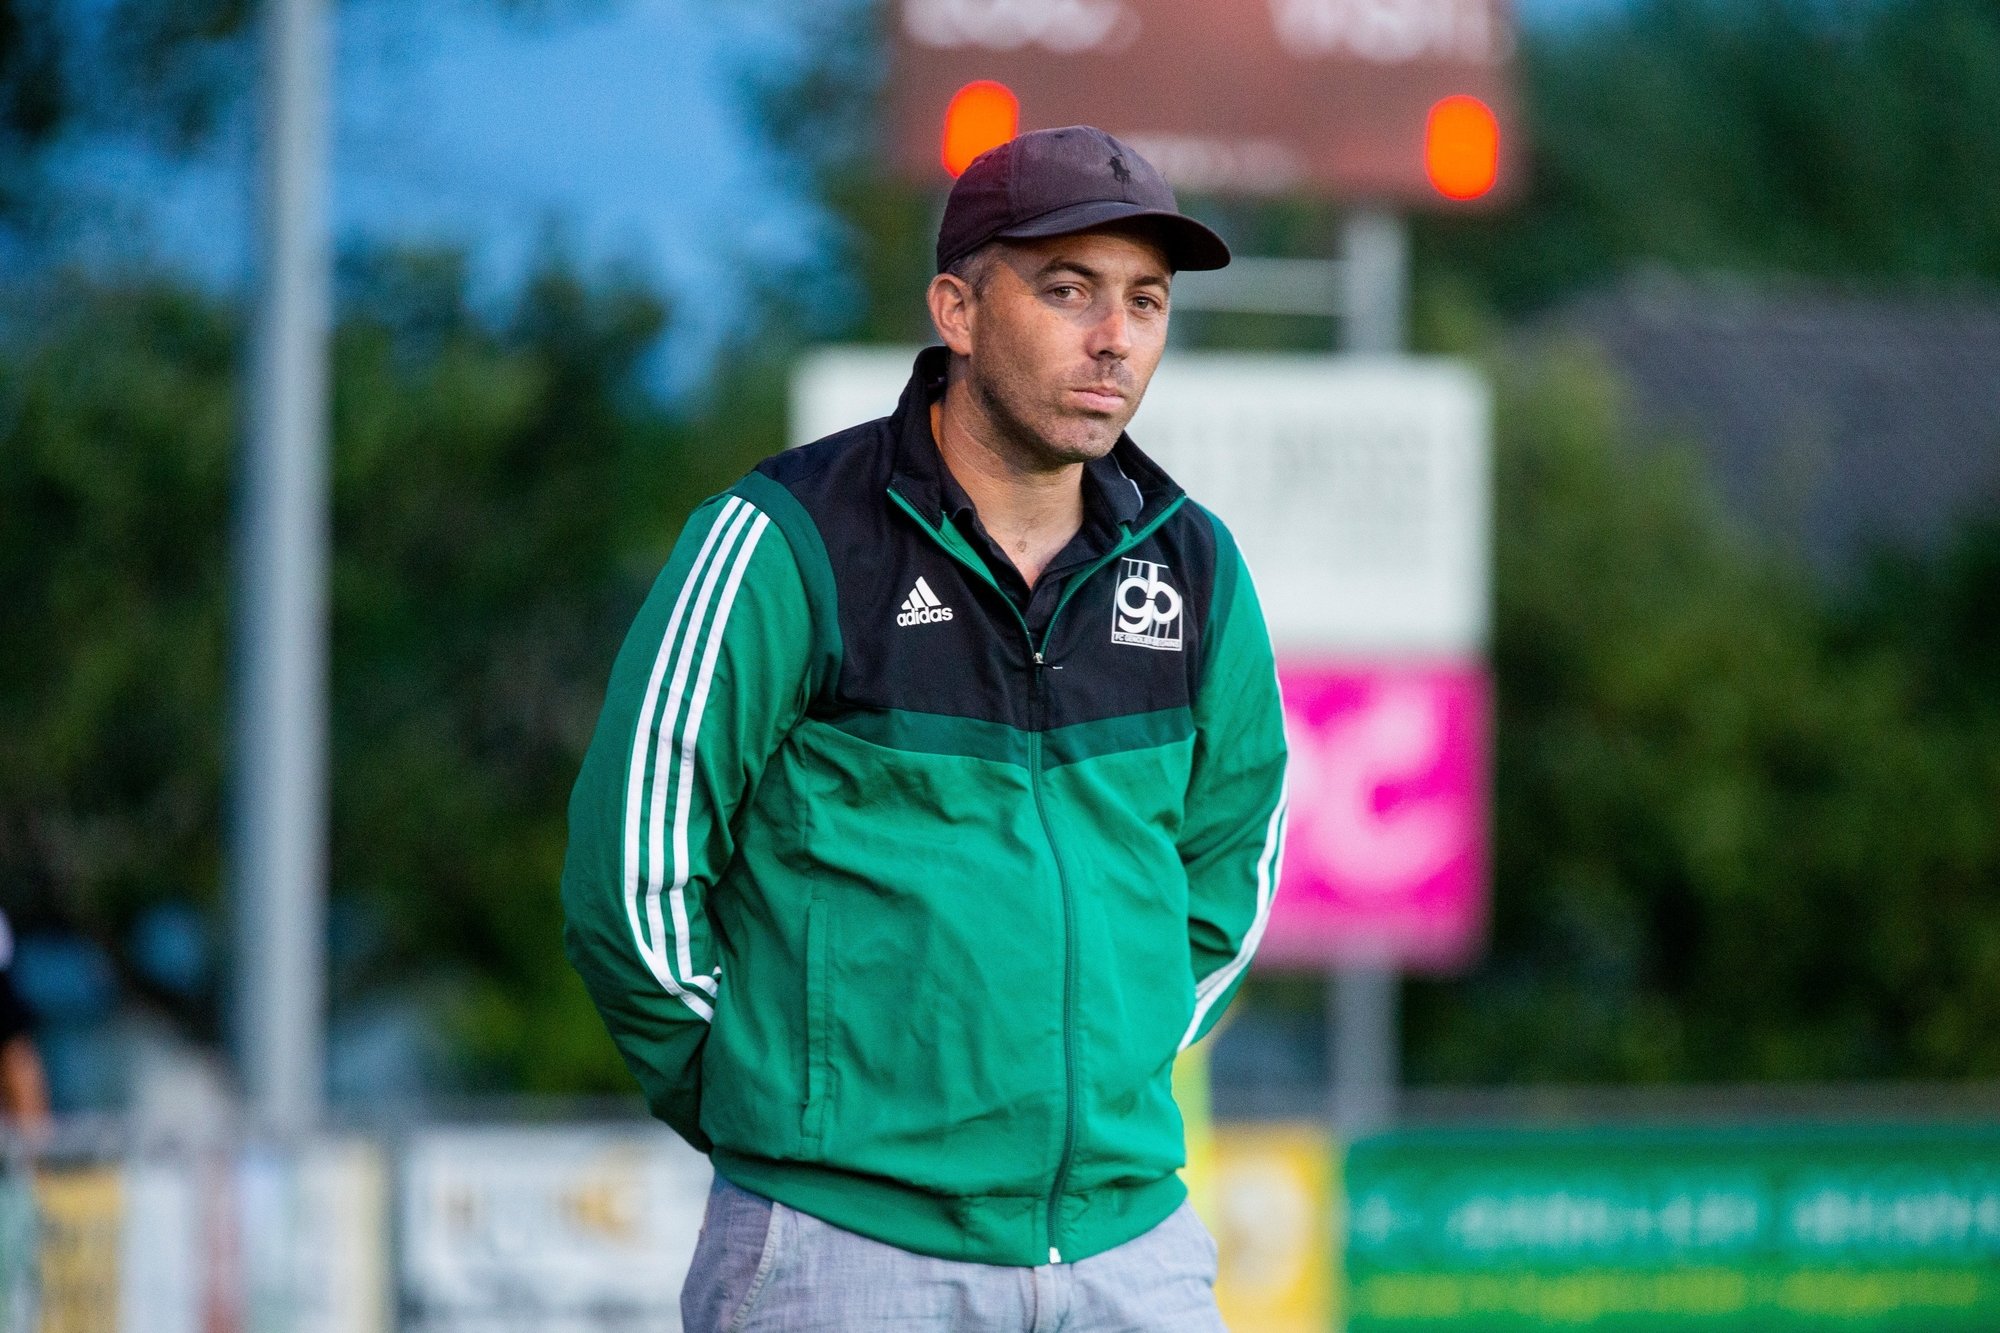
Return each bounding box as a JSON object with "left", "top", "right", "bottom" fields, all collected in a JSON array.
[
  {"left": 1028, "top": 651, "right": 1075, "bottom": 1264},
  {"left": 886, "top": 486, "right": 1188, "bottom": 1264}
]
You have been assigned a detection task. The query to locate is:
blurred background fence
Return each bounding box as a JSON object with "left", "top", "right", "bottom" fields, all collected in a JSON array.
[{"left": 7, "top": 1080, "right": 2000, "bottom": 1331}]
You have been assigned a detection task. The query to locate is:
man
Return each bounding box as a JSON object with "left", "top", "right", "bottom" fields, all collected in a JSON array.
[
  {"left": 0, "top": 911, "right": 47, "bottom": 1138},
  {"left": 563, "top": 126, "right": 1288, "bottom": 1331}
]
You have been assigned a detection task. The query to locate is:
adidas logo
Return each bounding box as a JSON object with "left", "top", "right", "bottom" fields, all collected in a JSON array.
[{"left": 895, "top": 576, "right": 954, "bottom": 627}]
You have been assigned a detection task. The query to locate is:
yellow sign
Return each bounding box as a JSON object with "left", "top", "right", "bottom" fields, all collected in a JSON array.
[
  {"left": 1204, "top": 1123, "right": 1338, "bottom": 1333},
  {"left": 36, "top": 1166, "right": 122, "bottom": 1333},
  {"left": 1174, "top": 1038, "right": 1217, "bottom": 1221}
]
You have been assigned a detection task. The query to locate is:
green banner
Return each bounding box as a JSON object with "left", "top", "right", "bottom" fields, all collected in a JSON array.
[{"left": 1343, "top": 1124, "right": 2000, "bottom": 1331}]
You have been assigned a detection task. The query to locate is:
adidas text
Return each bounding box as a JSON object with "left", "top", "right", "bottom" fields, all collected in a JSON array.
[{"left": 896, "top": 575, "right": 953, "bottom": 627}]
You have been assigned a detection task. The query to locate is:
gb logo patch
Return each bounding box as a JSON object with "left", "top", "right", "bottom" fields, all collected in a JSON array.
[{"left": 1111, "top": 559, "right": 1183, "bottom": 651}]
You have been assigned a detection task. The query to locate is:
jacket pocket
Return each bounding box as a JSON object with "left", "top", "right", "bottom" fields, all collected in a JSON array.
[{"left": 802, "top": 894, "right": 831, "bottom": 1149}]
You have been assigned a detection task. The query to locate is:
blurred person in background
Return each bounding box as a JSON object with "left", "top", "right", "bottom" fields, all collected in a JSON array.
[
  {"left": 0, "top": 912, "right": 50, "bottom": 1142},
  {"left": 563, "top": 126, "right": 1286, "bottom": 1332}
]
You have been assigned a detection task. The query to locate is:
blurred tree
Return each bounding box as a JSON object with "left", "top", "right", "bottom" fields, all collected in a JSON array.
[
  {"left": 0, "top": 0, "right": 570, "bottom": 228},
  {"left": 1840, "top": 518, "right": 2000, "bottom": 720},
  {"left": 0, "top": 251, "right": 787, "bottom": 1094},
  {"left": 1417, "top": 0, "right": 2000, "bottom": 314},
  {"left": 0, "top": 0, "right": 257, "bottom": 223},
  {"left": 1402, "top": 343, "right": 2000, "bottom": 1083},
  {"left": 0, "top": 274, "right": 235, "bottom": 1029},
  {"left": 327, "top": 247, "right": 785, "bottom": 1092}
]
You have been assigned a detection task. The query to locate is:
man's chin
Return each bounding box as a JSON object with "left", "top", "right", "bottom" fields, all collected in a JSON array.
[
  {"left": 1038, "top": 415, "right": 1126, "bottom": 461},
  {"left": 1039, "top": 434, "right": 1119, "bottom": 466}
]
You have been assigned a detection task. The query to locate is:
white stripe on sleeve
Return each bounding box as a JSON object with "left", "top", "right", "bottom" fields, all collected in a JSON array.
[
  {"left": 666, "top": 511, "right": 772, "bottom": 988},
  {"left": 644, "top": 499, "right": 760, "bottom": 999},
  {"left": 618, "top": 495, "right": 745, "bottom": 1021},
  {"left": 1179, "top": 770, "right": 1289, "bottom": 1052}
]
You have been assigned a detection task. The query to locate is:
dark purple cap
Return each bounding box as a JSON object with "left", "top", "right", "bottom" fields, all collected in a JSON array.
[{"left": 936, "top": 125, "right": 1231, "bottom": 275}]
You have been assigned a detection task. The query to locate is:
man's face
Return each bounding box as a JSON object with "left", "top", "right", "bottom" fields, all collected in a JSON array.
[{"left": 932, "top": 225, "right": 1172, "bottom": 467}]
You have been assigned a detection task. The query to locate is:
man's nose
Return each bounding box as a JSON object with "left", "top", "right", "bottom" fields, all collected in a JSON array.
[{"left": 1086, "top": 298, "right": 1132, "bottom": 359}]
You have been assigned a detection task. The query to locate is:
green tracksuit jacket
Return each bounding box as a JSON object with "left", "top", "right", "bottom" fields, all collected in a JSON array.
[{"left": 562, "top": 346, "right": 1289, "bottom": 1267}]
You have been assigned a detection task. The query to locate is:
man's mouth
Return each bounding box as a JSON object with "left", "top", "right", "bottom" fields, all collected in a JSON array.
[{"left": 1070, "top": 386, "right": 1126, "bottom": 412}]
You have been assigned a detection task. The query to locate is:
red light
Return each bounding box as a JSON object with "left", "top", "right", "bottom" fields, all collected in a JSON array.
[
  {"left": 941, "top": 81, "right": 1019, "bottom": 178},
  {"left": 1425, "top": 95, "right": 1500, "bottom": 201}
]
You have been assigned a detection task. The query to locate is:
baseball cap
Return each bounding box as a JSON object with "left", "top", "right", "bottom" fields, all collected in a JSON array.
[{"left": 935, "top": 125, "right": 1231, "bottom": 275}]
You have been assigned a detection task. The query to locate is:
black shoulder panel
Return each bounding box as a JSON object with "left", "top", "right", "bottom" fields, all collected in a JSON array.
[
  {"left": 751, "top": 411, "right": 1222, "bottom": 735},
  {"left": 1036, "top": 498, "right": 1219, "bottom": 730}
]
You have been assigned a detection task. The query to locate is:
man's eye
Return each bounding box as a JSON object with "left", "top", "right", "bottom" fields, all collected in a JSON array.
[{"left": 1050, "top": 284, "right": 1082, "bottom": 299}]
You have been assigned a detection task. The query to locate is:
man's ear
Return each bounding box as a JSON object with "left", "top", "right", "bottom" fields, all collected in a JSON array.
[{"left": 926, "top": 273, "right": 976, "bottom": 358}]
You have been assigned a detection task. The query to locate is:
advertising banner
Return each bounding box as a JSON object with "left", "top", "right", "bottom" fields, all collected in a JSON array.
[
  {"left": 1208, "top": 1123, "right": 1338, "bottom": 1333},
  {"left": 400, "top": 1126, "right": 710, "bottom": 1333},
  {"left": 239, "top": 1139, "right": 389, "bottom": 1333},
  {"left": 886, "top": 0, "right": 1523, "bottom": 204},
  {"left": 292, "top": 1139, "right": 391, "bottom": 1333},
  {"left": 119, "top": 1157, "right": 202, "bottom": 1333},
  {"left": 1345, "top": 1125, "right": 2000, "bottom": 1331},
  {"left": 0, "top": 1175, "right": 33, "bottom": 1333},
  {"left": 1265, "top": 662, "right": 1488, "bottom": 971},
  {"left": 1175, "top": 1039, "right": 1217, "bottom": 1221},
  {"left": 35, "top": 1166, "right": 122, "bottom": 1333},
  {"left": 1124, "top": 354, "right": 1491, "bottom": 659}
]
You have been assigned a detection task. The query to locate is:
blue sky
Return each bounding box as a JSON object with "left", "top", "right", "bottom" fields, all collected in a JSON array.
[
  {"left": 50, "top": 0, "right": 838, "bottom": 394},
  {"left": 45, "top": 0, "right": 1622, "bottom": 396}
]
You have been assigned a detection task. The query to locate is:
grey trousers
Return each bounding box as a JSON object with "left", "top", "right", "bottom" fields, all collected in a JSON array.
[{"left": 681, "top": 1173, "right": 1228, "bottom": 1332}]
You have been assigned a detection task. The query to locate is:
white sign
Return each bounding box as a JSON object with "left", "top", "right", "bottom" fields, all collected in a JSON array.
[
  {"left": 237, "top": 1139, "right": 392, "bottom": 1333},
  {"left": 1127, "top": 352, "right": 1490, "bottom": 655},
  {"left": 789, "top": 348, "right": 1491, "bottom": 656},
  {"left": 121, "top": 1160, "right": 202, "bottom": 1333},
  {"left": 1267, "top": 0, "right": 1511, "bottom": 64},
  {"left": 400, "top": 1126, "right": 710, "bottom": 1332},
  {"left": 290, "top": 1140, "right": 392, "bottom": 1333},
  {"left": 789, "top": 347, "right": 921, "bottom": 452},
  {"left": 903, "top": 0, "right": 1141, "bottom": 54}
]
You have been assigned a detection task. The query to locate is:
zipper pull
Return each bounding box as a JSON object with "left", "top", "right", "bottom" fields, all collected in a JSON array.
[
  {"left": 1033, "top": 651, "right": 1045, "bottom": 666},
  {"left": 1049, "top": 1245, "right": 1063, "bottom": 1264}
]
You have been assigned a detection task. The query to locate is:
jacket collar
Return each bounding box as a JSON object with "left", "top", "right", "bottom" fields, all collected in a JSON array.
[{"left": 886, "top": 345, "right": 1184, "bottom": 531}]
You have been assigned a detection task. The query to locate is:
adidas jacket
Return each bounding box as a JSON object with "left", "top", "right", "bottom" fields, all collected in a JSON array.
[{"left": 562, "top": 345, "right": 1289, "bottom": 1267}]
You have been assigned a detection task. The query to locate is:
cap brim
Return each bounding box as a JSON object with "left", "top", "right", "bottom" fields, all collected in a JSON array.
[{"left": 995, "top": 199, "right": 1232, "bottom": 272}]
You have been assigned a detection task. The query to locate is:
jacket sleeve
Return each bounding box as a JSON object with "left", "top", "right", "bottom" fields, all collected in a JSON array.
[
  {"left": 561, "top": 489, "right": 812, "bottom": 1149},
  {"left": 1178, "top": 511, "right": 1289, "bottom": 1051}
]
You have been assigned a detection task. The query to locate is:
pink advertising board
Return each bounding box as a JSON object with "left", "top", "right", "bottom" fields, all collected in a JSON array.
[{"left": 1263, "top": 662, "right": 1489, "bottom": 973}]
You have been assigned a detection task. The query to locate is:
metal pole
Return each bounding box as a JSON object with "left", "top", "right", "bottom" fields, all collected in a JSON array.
[
  {"left": 1330, "top": 205, "right": 1409, "bottom": 1138},
  {"left": 1330, "top": 963, "right": 1400, "bottom": 1136},
  {"left": 1338, "top": 206, "right": 1408, "bottom": 354},
  {"left": 1169, "top": 257, "right": 1346, "bottom": 316},
  {"left": 234, "top": 0, "right": 331, "bottom": 1136}
]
